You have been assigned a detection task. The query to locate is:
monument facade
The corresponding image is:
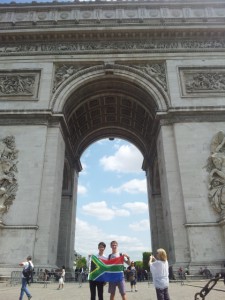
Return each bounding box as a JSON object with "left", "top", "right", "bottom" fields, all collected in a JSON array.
[{"left": 0, "top": 0, "right": 225, "bottom": 274}]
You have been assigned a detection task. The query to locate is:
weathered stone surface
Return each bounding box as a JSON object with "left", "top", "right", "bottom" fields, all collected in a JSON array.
[{"left": 0, "top": 0, "right": 225, "bottom": 275}]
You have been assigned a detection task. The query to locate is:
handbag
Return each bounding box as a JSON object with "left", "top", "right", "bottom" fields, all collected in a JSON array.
[{"left": 129, "top": 274, "right": 135, "bottom": 281}]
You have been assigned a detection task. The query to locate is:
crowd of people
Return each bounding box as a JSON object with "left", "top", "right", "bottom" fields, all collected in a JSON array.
[{"left": 18, "top": 245, "right": 171, "bottom": 300}]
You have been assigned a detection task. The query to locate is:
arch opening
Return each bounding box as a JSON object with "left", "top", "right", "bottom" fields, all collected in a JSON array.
[
  {"left": 75, "top": 138, "right": 151, "bottom": 262},
  {"left": 55, "top": 72, "right": 166, "bottom": 269},
  {"left": 61, "top": 74, "right": 163, "bottom": 163}
]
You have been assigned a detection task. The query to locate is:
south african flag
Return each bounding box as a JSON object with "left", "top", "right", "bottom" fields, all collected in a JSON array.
[{"left": 88, "top": 255, "right": 124, "bottom": 282}]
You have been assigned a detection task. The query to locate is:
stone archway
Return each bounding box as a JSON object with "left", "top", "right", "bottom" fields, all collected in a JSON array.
[
  {"left": 53, "top": 63, "right": 172, "bottom": 269},
  {"left": 0, "top": 0, "right": 225, "bottom": 276}
]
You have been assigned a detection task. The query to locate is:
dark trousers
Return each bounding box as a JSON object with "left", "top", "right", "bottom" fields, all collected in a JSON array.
[
  {"left": 155, "top": 287, "right": 170, "bottom": 300},
  {"left": 89, "top": 280, "right": 104, "bottom": 300}
]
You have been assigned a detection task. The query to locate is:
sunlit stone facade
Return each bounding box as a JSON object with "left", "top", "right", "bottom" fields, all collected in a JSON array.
[{"left": 0, "top": 0, "right": 224, "bottom": 275}]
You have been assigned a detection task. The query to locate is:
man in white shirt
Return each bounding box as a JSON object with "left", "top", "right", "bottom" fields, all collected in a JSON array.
[
  {"left": 108, "top": 240, "right": 130, "bottom": 300},
  {"left": 19, "top": 255, "right": 34, "bottom": 300}
]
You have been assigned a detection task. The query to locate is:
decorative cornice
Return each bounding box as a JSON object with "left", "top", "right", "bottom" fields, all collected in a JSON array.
[
  {"left": 0, "top": 223, "right": 39, "bottom": 230},
  {"left": 0, "top": 1, "right": 225, "bottom": 55},
  {"left": 184, "top": 222, "right": 219, "bottom": 227},
  {"left": 156, "top": 107, "right": 225, "bottom": 125},
  {"left": 0, "top": 1, "right": 225, "bottom": 31}
]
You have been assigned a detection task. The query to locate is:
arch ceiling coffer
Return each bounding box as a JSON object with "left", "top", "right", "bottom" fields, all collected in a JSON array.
[
  {"left": 67, "top": 94, "right": 155, "bottom": 157},
  {"left": 64, "top": 84, "right": 159, "bottom": 160},
  {"left": 53, "top": 63, "right": 169, "bottom": 163}
]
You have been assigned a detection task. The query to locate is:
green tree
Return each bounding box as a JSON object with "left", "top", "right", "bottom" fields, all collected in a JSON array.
[
  {"left": 134, "top": 261, "right": 143, "bottom": 269},
  {"left": 143, "top": 252, "right": 152, "bottom": 270},
  {"left": 76, "top": 257, "right": 87, "bottom": 270}
]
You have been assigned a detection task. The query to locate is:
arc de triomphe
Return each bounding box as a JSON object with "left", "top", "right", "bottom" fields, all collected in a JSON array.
[{"left": 0, "top": 0, "right": 225, "bottom": 275}]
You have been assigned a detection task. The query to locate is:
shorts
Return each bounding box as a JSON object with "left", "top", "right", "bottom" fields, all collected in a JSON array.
[{"left": 108, "top": 280, "right": 126, "bottom": 295}]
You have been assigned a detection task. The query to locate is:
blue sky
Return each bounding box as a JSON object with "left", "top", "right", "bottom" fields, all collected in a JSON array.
[
  {"left": 76, "top": 139, "right": 151, "bottom": 262},
  {"left": 0, "top": 0, "right": 95, "bottom": 3}
]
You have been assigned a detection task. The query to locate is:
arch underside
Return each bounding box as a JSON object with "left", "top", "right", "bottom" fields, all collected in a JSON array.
[{"left": 63, "top": 76, "right": 162, "bottom": 161}]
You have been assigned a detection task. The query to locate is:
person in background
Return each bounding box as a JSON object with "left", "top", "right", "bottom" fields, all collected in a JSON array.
[
  {"left": 78, "top": 266, "right": 84, "bottom": 287},
  {"left": 57, "top": 265, "right": 65, "bottom": 290},
  {"left": 127, "top": 261, "right": 138, "bottom": 292},
  {"left": 19, "top": 255, "right": 34, "bottom": 300},
  {"left": 43, "top": 269, "right": 49, "bottom": 288},
  {"left": 149, "top": 248, "right": 170, "bottom": 300},
  {"left": 89, "top": 242, "right": 107, "bottom": 300},
  {"left": 108, "top": 240, "right": 130, "bottom": 300}
]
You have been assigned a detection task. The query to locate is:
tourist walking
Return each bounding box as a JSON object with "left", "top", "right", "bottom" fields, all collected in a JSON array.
[
  {"left": 19, "top": 255, "right": 34, "bottom": 300},
  {"left": 149, "top": 248, "right": 170, "bottom": 300},
  {"left": 108, "top": 240, "right": 130, "bottom": 300},
  {"left": 89, "top": 241, "right": 107, "bottom": 300}
]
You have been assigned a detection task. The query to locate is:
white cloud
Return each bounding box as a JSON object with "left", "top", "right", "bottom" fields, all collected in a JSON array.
[
  {"left": 75, "top": 219, "right": 106, "bottom": 256},
  {"left": 99, "top": 144, "right": 143, "bottom": 173},
  {"left": 106, "top": 179, "right": 147, "bottom": 194},
  {"left": 74, "top": 218, "right": 151, "bottom": 260},
  {"left": 129, "top": 219, "right": 150, "bottom": 232},
  {"left": 82, "top": 201, "right": 130, "bottom": 220},
  {"left": 77, "top": 184, "right": 88, "bottom": 195},
  {"left": 123, "top": 202, "right": 148, "bottom": 214}
]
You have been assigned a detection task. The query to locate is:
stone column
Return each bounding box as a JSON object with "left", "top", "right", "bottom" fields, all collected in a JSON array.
[
  {"left": 33, "top": 126, "right": 65, "bottom": 268},
  {"left": 156, "top": 125, "right": 190, "bottom": 265},
  {"left": 57, "top": 168, "right": 78, "bottom": 270},
  {"left": 146, "top": 161, "right": 167, "bottom": 252}
]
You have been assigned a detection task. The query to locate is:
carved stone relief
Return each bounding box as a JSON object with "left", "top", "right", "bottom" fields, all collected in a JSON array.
[
  {"left": 0, "top": 71, "right": 40, "bottom": 100},
  {"left": 53, "top": 62, "right": 168, "bottom": 94},
  {"left": 179, "top": 67, "right": 225, "bottom": 97},
  {"left": 207, "top": 131, "right": 225, "bottom": 217},
  {"left": 131, "top": 63, "right": 167, "bottom": 92},
  {"left": 0, "top": 136, "right": 18, "bottom": 224},
  {"left": 0, "top": 39, "right": 225, "bottom": 57},
  {"left": 53, "top": 65, "right": 85, "bottom": 93}
]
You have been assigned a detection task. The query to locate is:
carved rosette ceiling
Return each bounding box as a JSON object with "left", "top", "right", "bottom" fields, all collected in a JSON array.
[
  {"left": 179, "top": 67, "right": 225, "bottom": 97},
  {"left": 0, "top": 136, "right": 18, "bottom": 224},
  {"left": 207, "top": 131, "right": 225, "bottom": 218}
]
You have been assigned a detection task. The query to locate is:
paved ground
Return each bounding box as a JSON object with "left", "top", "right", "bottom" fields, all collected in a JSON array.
[{"left": 1, "top": 280, "right": 224, "bottom": 300}]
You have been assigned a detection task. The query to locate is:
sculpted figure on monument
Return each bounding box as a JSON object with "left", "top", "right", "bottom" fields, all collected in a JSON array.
[
  {"left": 53, "top": 65, "right": 81, "bottom": 92},
  {"left": 0, "top": 136, "right": 18, "bottom": 224},
  {"left": 0, "top": 75, "right": 35, "bottom": 96},
  {"left": 207, "top": 131, "right": 225, "bottom": 214},
  {"left": 186, "top": 72, "right": 225, "bottom": 92},
  {"left": 131, "top": 63, "right": 167, "bottom": 91},
  {"left": 0, "top": 187, "right": 10, "bottom": 216}
]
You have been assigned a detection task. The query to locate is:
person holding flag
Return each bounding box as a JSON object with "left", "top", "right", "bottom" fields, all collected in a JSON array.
[
  {"left": 108, "top": 240, "right": 131, "bottom": 300},
  {"left": 88, "top": 240, "right": 130, "bottom": 300},
  {"left": 88, "top": 242, "right": 107, "bottom": 300}
]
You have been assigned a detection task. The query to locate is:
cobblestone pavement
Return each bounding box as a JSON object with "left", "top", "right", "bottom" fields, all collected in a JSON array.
[{"left": 0, "top": 280, "right": 224, "bottom": 300}]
